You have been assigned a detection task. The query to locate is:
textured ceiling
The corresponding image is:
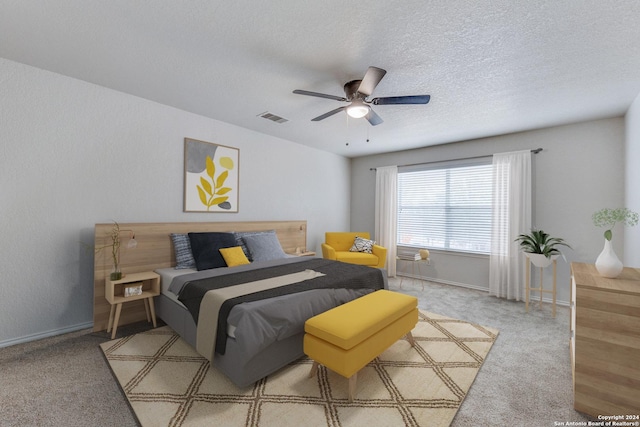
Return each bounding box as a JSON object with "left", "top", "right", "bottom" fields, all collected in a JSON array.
[{"left": 2, "top": 1, "right": 640, "bottom": 157}]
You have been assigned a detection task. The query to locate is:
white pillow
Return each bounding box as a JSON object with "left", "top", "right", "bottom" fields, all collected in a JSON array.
[{"left": 349, "top": 236, "right": 375, "bottom": 254}]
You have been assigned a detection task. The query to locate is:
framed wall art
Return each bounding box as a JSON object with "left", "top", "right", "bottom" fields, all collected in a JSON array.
[{"left": 184, "top": 138, "right": 239, "bottom": 213}]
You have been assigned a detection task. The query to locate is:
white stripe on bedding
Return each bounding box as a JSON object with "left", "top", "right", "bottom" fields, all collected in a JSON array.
[
  {"left": 154, "top": 267, "right": 246, "bottom": 337},
  {"left": 197, "top": 269, "right": 326, "bottom": 362}
]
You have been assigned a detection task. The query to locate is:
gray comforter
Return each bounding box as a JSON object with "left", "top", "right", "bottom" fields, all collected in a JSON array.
[
  {"left": 169, "top": 257, "right": 388, "bottom": 360},
  {"left": 225, "top": 287, "right": 376, "bottom": 359}
]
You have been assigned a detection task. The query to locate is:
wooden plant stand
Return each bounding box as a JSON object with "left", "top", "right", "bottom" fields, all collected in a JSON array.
[{"left": 525, "top": 255, "right": 557, "bottom": 317}]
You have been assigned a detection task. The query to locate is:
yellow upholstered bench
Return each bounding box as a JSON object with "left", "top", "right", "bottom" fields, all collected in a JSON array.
[{"left": 303, "top": 289, "right": 418, "bottom": 401}]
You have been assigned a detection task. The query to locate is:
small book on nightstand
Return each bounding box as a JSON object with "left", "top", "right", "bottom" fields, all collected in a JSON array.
[{"left": 123, "top": 282, "right": 143, "bottom": 297}]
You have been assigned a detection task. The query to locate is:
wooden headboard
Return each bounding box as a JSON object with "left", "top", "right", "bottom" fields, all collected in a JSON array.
[{"left": 93, "top": 220, "right": 308, "bottom": 332}]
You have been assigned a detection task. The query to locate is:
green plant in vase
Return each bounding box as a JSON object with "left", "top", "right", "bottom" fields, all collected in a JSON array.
[
  {"left": 95, "top": 221, "right": 137, "bottom": 280},
  {"left": 592, "top": 208, "right": 639, "bottom": 241},
  {"left": 515, "top": 229, "right": 571, "bottom": 268},
  {"left": 109, "top": 222, "right": 123, "bottom": 280},
  {"left": 592, "top": 208, "right": 638, "bottom": 278}
]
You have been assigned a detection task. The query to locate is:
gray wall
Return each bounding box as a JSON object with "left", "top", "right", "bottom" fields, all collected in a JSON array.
[
  {"left": 0, "top": 58, "right": 351, "bottom": 346},
  {"left": 351, "top": 118, "right": 626, "bottom": 304},
  {"left": 2, "top": 53, "right": 635, "bottom": 345},
  {"left": 625, "top": 93, "right": 640, "bottom": 266}
]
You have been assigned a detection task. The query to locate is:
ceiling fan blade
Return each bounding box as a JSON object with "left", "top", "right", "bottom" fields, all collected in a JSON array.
[
  {"left": 371, "top": 95, "right": 431, "bottom": 105},
  {"left": 357, "top": 66, "right": 387, "bottom": 97},
  {"left": 293, "top": 89, "right": 347, "bottom": 102},
  {"left": 311, "top": 106, "right": 347, "bottom": 121},
  {"left": 365, "top": 108, "right": 383, "bottom": 126}
]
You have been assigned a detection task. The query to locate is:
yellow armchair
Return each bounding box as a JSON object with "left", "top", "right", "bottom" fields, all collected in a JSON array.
[{"left": 321, "top": 232, "right": 387, "bottom": 269}]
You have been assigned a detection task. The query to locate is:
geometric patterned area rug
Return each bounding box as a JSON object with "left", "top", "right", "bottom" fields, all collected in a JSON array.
[{"left": 100, "top": 310, "right": 498, "bottom": 427}]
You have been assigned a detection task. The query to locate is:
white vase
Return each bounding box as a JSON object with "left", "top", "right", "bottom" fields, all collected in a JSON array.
[
  {"left": 526, "top": 253, "right": 558, "bottom": 268},
  {"left": 595, "top": 239, "right": 623, "bottom": 278}
]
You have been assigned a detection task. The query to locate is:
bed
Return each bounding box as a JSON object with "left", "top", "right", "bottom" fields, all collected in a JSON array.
[{"left": 92, "top": 221, "right": 387, "bottom": 387}]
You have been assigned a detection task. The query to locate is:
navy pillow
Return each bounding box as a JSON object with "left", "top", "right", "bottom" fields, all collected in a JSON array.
[{"left": 188, "top": 232, "right": 237, "bottom": 271}]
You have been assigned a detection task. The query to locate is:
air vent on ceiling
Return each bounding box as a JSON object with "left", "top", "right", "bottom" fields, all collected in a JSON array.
[{"left": 258, "top": 111, "right": 289, "bottom": 124}]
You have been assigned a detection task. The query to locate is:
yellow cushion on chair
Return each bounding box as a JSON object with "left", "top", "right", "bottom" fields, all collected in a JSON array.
[{"left": 335, "top": 251, "right": 379, "bottom": 267}]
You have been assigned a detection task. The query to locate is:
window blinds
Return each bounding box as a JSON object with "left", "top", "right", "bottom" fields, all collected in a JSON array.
[{"left": 397, "top": 159, "right": 493, "bottom": 254}]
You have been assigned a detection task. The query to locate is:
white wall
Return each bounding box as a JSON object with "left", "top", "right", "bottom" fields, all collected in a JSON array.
[
  {"left": 351, "top": 118, "right": 626, "bottom": 304},
  {"left": 0, "top": 58, "right": 351, "bottom": 346},
  {"left": 624, "top": 93, "right": 640, "bottom": 267}
]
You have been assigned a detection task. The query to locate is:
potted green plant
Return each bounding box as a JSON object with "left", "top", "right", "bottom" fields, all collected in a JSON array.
[
  {"left": 592, "top": 207, "right": 639, "bottom": 278},
  {"left": 515, "top": 229, "right": 571, "bottom": 268}
]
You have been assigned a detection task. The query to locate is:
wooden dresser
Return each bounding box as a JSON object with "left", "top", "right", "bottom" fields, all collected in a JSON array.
[{"left": 570, "top": 263, "right": 640, "bottom": 417}]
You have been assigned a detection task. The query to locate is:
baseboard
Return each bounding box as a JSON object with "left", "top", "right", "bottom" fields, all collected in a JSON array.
[
  {"left": 524, "top": 294, "right": 570, "bottom": 307},
  {"left": 0, "top": 321, "right": 94, "bottom": 349},
  {"left": 396, "top": 273, "right": 570, "bottom": 306},
  {"left": 397, "top": 273, "right": 488, "bottom": 293}
]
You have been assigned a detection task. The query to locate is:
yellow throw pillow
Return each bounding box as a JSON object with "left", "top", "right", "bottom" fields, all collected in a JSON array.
[{"left": 219, "top": 246, "right": 250, "bottom": 267}]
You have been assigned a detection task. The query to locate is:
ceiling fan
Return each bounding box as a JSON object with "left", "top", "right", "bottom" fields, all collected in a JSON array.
[{"left": 293, "top": 66, "right": 430, "bottom": 126}]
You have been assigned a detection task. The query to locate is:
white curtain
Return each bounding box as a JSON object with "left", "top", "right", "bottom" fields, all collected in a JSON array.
[
  {"left": 375, "top": 166, "right": 397, "bottom": 277},
  {"left": 489, "top": 151, "right": 531, "bottom": 300}
]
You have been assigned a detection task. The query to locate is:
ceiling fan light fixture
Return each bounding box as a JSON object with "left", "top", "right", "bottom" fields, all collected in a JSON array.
[
  {"left": 293, "top": 66, "right": 430, "bottom": 126},
  {"left": 346, "top": 101, "right": 370, "bottom": 119}
]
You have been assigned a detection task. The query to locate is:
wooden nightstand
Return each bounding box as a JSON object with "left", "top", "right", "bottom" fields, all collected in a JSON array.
[{"left": 105, "top": 271, "right": 160, "bottom": 339}]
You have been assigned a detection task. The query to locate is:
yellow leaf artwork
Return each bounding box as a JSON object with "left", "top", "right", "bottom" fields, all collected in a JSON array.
[
  {"left": 184, "top": 138, "right": 239, "bottom": 213},
  {"left": 196, "top": 156, "right": 235, "bottom": 211}
]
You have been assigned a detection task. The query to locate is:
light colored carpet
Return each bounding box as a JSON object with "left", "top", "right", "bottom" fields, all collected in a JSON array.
[{"left": 100, "top": 310, "right": 498, "bottom": 427}]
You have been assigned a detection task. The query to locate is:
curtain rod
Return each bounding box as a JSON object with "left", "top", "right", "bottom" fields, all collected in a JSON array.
[{"left": 369, "top": 148, "right": 542, "bottom": 171}]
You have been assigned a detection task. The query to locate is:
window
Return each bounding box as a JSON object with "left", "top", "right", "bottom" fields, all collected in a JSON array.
[{"left": 397, "top": 159, "right": 493, "bottom": 254}]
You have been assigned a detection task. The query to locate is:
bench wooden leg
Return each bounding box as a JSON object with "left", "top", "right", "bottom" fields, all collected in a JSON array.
[
  {"left": 348, "top": 372, "right": 358, "bottom": 402},
  {"left": 406, "top": 331, "right": 415, "bottom": 347},
  {"left": 309, "top": 361, "right": 319, "bottom": 378}
]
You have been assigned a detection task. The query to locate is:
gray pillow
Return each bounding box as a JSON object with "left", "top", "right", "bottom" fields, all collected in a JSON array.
[
  {"left": 242, "top": 233, "right": 287, "bottom": 262},
  {"left": 170, "top": 233, "right": 196, "bottom": 269},
  {"left": 233, "top": 230, "right": 277, "bottom": 261}
]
